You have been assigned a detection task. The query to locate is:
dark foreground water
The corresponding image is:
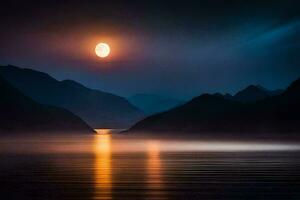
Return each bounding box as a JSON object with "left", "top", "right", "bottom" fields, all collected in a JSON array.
[{"left": 1, "top": 131, "right": 300, "bottom": 200}]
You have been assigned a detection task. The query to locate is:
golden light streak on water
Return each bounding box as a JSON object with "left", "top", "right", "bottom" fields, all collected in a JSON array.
[
  {"left": 94, "top": 134, "right": 112, "bottom": 200},
  {"left": 95, "top": 129, "right": 114, "bottom": 135},
  {"left": 146, "top": 141, "right": 165, "bottom": 199}
]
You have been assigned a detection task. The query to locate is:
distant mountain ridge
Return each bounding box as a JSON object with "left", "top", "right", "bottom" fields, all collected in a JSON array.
[
  {"left": 0, "top": 65, "right": 144, "bottom": 128},
  {"left": 128, "top": 77, "right": 300, "bottom": 134},
  {"left": 217, "top": 85, "right": 284, "bottom": 103},
  {"left": 0, "top": 76, "right": 94, "bottom": 134},
  {"left": 128, "top": 93, "right": 184, "bottom": 114},
  {"left": 232, "top": 85, "right": 283, "bottom": 102}
]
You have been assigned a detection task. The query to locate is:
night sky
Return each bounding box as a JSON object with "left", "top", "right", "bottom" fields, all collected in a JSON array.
[{"left": 1, "top": 0, "right": 300, "bottom": 99}]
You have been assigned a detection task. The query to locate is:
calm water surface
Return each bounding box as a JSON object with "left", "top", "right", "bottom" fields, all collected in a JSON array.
[{"left": 0, "top": 130, "right": 300, "bottom": 200}]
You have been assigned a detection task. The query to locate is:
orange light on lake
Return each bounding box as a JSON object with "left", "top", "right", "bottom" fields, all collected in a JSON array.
[
  {"left": 95, "top": 129, "right": 113, "bottom": 135},
  {"left": 146, "top": 141, "right": 165, "bottom": 198},
  {"left": 94, "top": 134, "right": 112, "bottom": 199}
]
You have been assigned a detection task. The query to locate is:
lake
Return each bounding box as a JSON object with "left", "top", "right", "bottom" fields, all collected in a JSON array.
[{"left": 0, "top": 130, "right": 300, "bottom": 200}]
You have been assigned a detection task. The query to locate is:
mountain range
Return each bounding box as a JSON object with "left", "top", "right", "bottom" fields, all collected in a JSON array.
[
  {"left": 128, "top": 77, "right": 300, "bottom": 134},
  {"left": 1, "top": 64, "right": 296, "bottom": 135},
  {"left": 0, "top": 65, "right": 144, "bottom": 128},
  {"left": 0, "top": 76, "right": 94, "bottom": 134}
]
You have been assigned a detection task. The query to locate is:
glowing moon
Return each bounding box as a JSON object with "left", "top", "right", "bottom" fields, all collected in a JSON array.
[{"left": 95, "top": 43, "right": 110, "bottom": 58}]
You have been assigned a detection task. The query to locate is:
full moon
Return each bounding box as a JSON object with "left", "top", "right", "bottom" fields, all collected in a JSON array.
[{"left": 95, "top": 43, "right": 110, "bottom": 58}]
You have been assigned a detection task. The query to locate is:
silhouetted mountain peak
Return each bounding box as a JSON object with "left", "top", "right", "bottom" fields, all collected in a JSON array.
[
  {"left": 2, "top": 65, "right": 56, "bottom": 82},
  {"left": 128, "top": 76, "right": 300, "bottom": 134},
  {"left": 242, "top": 84, "right": 266, "bottom": 92},
  {"left": 233, "top": 84, "right": 270, "bottom": 102},
  {"left": 0, "top": 65, "right": 144, "bottom": 128},
  {"left": 286, "top": 78, "right": 300, "bottom": 92},
  {"left": 208, "top": 85, "right": 283, "bottom": 103},
  {"left": 0, "top": 76, "right": 94, "bottom": 133}
]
